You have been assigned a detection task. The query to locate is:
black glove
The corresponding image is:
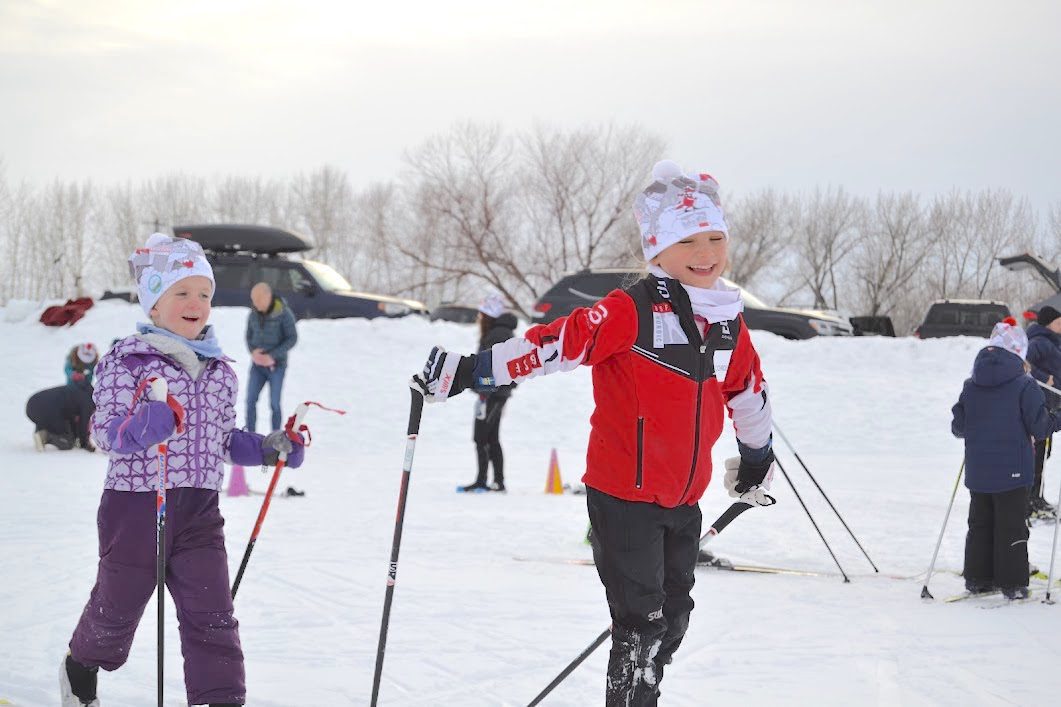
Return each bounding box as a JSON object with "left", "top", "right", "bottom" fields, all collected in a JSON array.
[
  {"left": 735, "top": 448, "right": 775, "bottom": 493},
  {"left": 412, "top": 346, "right": 475, "bottom": 402}
]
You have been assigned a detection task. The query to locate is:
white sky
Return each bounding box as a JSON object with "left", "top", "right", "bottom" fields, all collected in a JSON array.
[{"left": 2, "top": 0, "right": 1059, "bottom": 209}]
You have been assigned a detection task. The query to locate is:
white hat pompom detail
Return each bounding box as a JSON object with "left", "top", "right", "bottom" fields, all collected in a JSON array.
[
  {"left": 652, "top": 160, "right": 685, "bottom": 182},
  {"left": 144, "top": 232, "right": 171, "bottom": 248}
]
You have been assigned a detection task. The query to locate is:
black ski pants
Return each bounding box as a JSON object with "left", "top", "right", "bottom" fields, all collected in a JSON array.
[
  {"left": 472, "top": 394, "right": 507, "bottom": 485},
  {"left": 586, "top": 487, "right": 701, "bottom": 707},
  {"left": 965, "top": 486, "right": 1030, "bottom": 591},
  {"left": 1033, "top": 436, "right": 1050, "bottom": 504}
]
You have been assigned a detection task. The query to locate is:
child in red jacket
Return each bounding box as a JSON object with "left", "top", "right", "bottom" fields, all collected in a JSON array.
[{"left": 414, "top": 160, "right": 775, "bottom": 705}]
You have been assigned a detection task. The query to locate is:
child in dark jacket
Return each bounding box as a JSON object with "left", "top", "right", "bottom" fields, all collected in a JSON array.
[
  {"left": 460, "top": 292, "right": 518, "bottom": 493},
  {"left": 1024, "top": 305, "right": 1061, "bottom": 516},
  {"left": 952, "top": 319, "right": 1061, "bottom": 599}
]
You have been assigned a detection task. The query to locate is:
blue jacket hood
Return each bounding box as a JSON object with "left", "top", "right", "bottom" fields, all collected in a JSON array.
[
  {"left": 1027, "top": 322, "right": 1061, "bottom": 345},
  {"left": 971, "top": 346, "right": 1026, "bottom": 388}
]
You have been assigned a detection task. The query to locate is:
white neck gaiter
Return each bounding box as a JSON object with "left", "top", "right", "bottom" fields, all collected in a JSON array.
[{"left": 648, "top": 264, "right": 744, "bottom": 324}]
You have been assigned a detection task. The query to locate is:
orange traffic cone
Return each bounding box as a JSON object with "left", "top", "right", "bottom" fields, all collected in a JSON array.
[
  {"left": 227, "top": 464, "right": 250, "bottom": 497},
  {"left": 545, "top": 448, "right": 564, "bottom": 494}
]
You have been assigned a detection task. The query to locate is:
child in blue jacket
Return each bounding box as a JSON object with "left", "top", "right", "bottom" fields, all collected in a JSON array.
[{"left": 952, "top": 319, "right": 1061, "bottom": 598}]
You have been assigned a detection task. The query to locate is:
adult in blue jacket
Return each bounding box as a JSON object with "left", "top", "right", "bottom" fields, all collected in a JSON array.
[
  {"left": 952, "top": 321, "right": 1061, "bottom": 598},
  {"left": 1025, "top": 305, "right": 1061, "bottom": 515},
  {"left": 245, "top": 282, "right": 298, "bottom": 432}
]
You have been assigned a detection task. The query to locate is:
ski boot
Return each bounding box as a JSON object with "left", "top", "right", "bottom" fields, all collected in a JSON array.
[
  {"left": 60, "top": 654, "right": 99, "bottom": 707},
  {"left": 458, "top": 481, "right": 489, "bottom": 493},
  {"left": 696, "top": 548, "right": 733, "bottom": 569},
  {"left": 34, "top": 429, "right": 47, "bottom": 451},
  {"left": 489, "top": 481, "right": 507, "bottom": 493},
  {"left": 1002, "top": 586, "right": 1030, "bottom": 600}
]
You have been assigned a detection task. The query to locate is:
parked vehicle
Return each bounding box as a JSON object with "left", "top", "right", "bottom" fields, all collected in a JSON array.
[
  {"left": 850, "top": 316, "right": 896, "bottom": 337},
  {"left": 531, "top": 268, "right": 852, "bottom": 339},
  {"left": 173, "top": 224, "right": 427, "bottom": 320},
  {"left": 430, "top": 304, "right": 480, "bottom": 324},
  {"left": 913, "top": 299, "right": 1011, "bottom": 339}
]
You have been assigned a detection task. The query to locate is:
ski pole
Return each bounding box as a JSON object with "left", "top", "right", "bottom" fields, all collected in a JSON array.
[
  {"left": 132, "top": 376, "right": 184, "bottom": 707},
  {"left": 231, "top": 402, "right": 312, "bottom": 599},
  {"left": 1044, "top": 472, "right": 1061, "bottom": 605},
  {"left": 772, "top": 421, "right": 879, "bottom": 573},
  {"left": 774, "top": 457, "right": 849, "bottom": 582},
  {"left": 526, "top": 501, "right": 756, "bottom": 707},
  {"left": 920, "top": 460, "right": 964, "bottom": 600},
  {"left": 371, "top": 385, "right": 425, "bottom": 707},
  {"left": 156, "top": 419, "right": 168, "bottom": 707}
]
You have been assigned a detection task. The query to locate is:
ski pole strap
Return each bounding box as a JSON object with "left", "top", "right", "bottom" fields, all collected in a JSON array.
[{"left": 283, "top": 400, "right": 346, "bottom": 447}]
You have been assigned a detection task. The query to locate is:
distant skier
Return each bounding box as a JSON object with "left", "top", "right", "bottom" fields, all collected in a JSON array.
[
  {"left": 1024, "top": 305, "right": 1061, "bottom": 518},
  {"left": 459, "top": 292, "right": 518, "bottom": 493},
  {"left": 413, "top": 161, "right": 776, "bottom": 705},
  {"left": 61, "top": 234, "right": 307, "bottom": 707},
  {"left": 951, "top": 319, "right": 1061, "bottom": 600},
  {"left": 65, "top": 343, "right": 99, "bottom": 386}
]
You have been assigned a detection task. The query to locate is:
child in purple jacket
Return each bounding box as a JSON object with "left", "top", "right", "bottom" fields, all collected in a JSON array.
[{"left": 60, "top": 234, "right": 305, "bottom": 707}]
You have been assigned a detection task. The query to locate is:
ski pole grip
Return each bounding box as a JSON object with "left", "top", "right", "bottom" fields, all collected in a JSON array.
[
  {"left": 407, "top": 385, "right": 425, "bottom": 436},
  {"left": 149, "top": 377, "right": 168, "bottom": 401},
  {"left": 279, "top": 403, "right": 311, "bottom": 462}
]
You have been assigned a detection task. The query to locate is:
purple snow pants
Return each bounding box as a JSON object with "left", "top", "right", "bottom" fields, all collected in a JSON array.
[{"left": 69, "top": 488, "right": 245, "bottom": 705}]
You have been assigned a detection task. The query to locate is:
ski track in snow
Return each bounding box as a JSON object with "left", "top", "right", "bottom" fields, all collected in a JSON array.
[{"left": 2, "top": 301, "right": 1061, "bottom": 705}]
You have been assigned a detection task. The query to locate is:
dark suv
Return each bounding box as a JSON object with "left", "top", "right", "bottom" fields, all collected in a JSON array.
[
  {"left": 531, "top": 268, "right": 853, "bottom": 339},
  {"left": 914, "top": 300, "right": 1011, "bottom": 338},
  {"left": 173, "top": 224, "right": 427, "bottom": 320}
]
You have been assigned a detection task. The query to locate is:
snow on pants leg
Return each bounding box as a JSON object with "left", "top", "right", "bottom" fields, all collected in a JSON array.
[
  {"left": 586, "top": 487, "right": 701, "bottom": 707},
  {"left": 68, "top": 489, "right": 245, "bottom": 705}
]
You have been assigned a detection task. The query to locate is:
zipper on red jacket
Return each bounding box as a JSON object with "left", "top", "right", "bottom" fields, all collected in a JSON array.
[
  {"left": 636, "top": 417, "right": 645, "bottom": 489},
  {"left": 678, "top": 344, "right": 708, "bottom": 504}
]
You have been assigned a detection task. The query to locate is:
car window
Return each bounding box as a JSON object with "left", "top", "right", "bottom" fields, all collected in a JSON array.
[
  {"left": 211, "top": 262, "right": 253, "bottom": 290},
  {"left": 926, "top": 305, "right": 958, "bottom": 325},
  {"left": 257, "top": 265, "right": 307, "bottom": 294}
]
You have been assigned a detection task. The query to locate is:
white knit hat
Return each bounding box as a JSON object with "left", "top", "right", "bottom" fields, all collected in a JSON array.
[
  {"left": 478, "top": 292, "right": 507, "bottom": 319},
  {"left": 987, "top": 318, "right": 1028, "bottom": 360},
  {"left": 633, "top": 160, "right": 728, "bottom": 262},
  {"left": 76, "top": 343, "right": 98, "bottom": 365},
  {"left": 128, "top": 233, "right": 215, "bottom": 316}
]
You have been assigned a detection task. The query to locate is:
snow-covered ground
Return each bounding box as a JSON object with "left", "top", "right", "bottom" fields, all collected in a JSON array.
[{"left": 2, "top": 300, "right": 1059, "bottom": 706}]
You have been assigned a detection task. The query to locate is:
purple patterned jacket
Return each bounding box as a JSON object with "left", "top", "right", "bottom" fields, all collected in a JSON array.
[{"left": 92, "top": 336, "right": 266, "bottom": 491}]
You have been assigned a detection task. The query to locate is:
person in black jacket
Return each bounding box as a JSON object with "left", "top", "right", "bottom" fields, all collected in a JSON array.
[
  {"left": 1025, "top": 305, "right": 1061, "bottom": 517},
  {"left": 460, "top": 294, "right": 517, "bottom": 493},
  {"left": 26, "top": 377, "right": 96, "bottom": 451},
  {"left": 952, "top": 319, "right": 1061, "bottom": 599}
]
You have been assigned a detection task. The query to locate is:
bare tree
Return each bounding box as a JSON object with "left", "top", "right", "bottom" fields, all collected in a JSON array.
[
  {"left": 212, "top": 175, "right": 287, "bottom": 225},
  {"left": 726, "top": 189, "right": 792, "bottom": 288},
  {"left": 397, "top": 122, "right": 537, "bottom": 315},
  {"left": 287, "top": 165, "right": 357, "bottom": 281},
  {"left": 520, "top": 123, "right": 662, "bottom": 281},
  {"left": 849, "top": 192, "right": 930, "bottom": 316},
  {"left": 786, "top": 187, "right": 864, "bottom": 309}
]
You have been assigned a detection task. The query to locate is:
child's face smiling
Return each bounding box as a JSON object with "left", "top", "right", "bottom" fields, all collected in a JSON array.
[
  {"left": 652, "top": 230, "right": 728, "bottom": 288},
  {"left": 150, "top": 276, "right": 213, "bottom": 339}
]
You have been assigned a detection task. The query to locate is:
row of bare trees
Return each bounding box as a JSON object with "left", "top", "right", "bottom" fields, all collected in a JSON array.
[{"left": 1, "top": 124, "right": 1059, "bottom": 334}]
